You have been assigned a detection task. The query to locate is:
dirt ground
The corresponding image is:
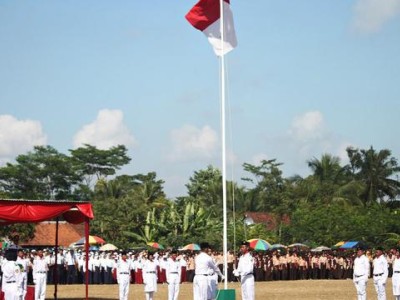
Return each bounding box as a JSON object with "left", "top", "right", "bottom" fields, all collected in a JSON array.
[{"left": 45, "top": 279, "right": 393, "bottom": 300}]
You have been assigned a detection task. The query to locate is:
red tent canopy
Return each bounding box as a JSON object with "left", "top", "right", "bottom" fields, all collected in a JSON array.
[
  {"left": 0, "top": 199, "right": 93, "bottom": 225},
  {"left": 0, "top": 199, "right": 94, "bottom": 299}
]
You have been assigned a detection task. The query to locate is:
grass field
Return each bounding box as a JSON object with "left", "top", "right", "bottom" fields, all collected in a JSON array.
[{"left": 45, "top": 279, "right": 393, "bottom": 300}]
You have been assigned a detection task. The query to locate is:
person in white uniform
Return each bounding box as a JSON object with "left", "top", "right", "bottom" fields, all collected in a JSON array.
[
  {"left": 193, "top": 242, "right": 224, "bottom": 300},
  {"left": 16, "top": 249, "right": 29, "bottom": 299},
  {"left": 233, "top": 241, "right": 255, "bottom": 300},
  {"left": 33, "top": 249, "right": 48, "bottom": 300},
  {"left": 353, "top": 247, "right": 370, "bottom": 300},
  {"left": 392, "top": 248, "right": 400, "bottom": 300},
  {"left": 165, "top": 250, "right": 181, "bottom": 300},
  {"left": 142, "top": 252, "right": 158, "bottom": 300},
  {"left": 373, "top": 247, "right": 389, "bottom": 300},
  {"left": 2, "top": 246, "right": 23, "bottom": 300},
  {"left": 115, "top": 251, "right": 133, "bottom": 300}
]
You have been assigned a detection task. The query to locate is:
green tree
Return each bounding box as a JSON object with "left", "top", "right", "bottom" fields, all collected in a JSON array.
[
  {"left": 242, "top": 159, "right": 285, "bottom": 211},
  {"left": 70, "top": 144, "right": 131, "bottom": 187},
  {"left": 91, "top": 172, "right": 168, "bottom": 248},
  {"left": 0, "top": 146, "right": 80, "bottom": 200},
  {"left": 346, "top": 146, "right": 400, "bottom": 205},
  {"left": 185, "top": 165, "right": 222, "bottom": 211},
  {"left": 307, "top": 154, "right": 347, "bottom": 184}
]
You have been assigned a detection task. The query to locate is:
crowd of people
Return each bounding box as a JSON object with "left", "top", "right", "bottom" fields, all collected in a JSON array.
[{"left": 1, "top": 243, "right": 400, "bottom": 300}]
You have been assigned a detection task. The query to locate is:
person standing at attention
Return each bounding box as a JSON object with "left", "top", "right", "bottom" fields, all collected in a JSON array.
[
  {"left": 115, "top": 251, "right": 132, "bottom": 300},
  {"left": 16, "top": 249, "right": 30, "bottom": 299},
  {"left": 392, "top": 248, "right": 400, "bottom": 300},
  {"left": 233, "top": 241, "right": 255, "bottom": 300},
  {"left": 353, "top": 247, "right": 370, "bottom": 300},
  {"left": 33, "top": 249, "right": 48, "bottom": 300},
  {"left": 166, "top": 250, "right": 181, "bottom": 300},
  {"left": 143, "top": 251, "right": 158, "bottom": 300},
  {"left": 373, "top": 247, "right": 389, "bottom": 300}
]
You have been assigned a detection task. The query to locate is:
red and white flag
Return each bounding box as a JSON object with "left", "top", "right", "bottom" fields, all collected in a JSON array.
[{"left": 185, "top": 0, "right": 237, "bottom": 56}]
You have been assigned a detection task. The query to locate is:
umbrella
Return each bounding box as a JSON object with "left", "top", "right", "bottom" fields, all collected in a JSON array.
[
  {"left": 147, "top": 242, "right": 165, "bottom": 250},
  {"left": 339, "top": 241, "right": 365, "bottom": 249},
  {"left": 288, "top": 243, "right": 310, "bottom": 250},
  {"left": 332, "top": 241, "right": 346, "bottom": 248},
  {"left": 247, "top": 239, "right": 271, "bottom": 251},
  {"left": 271, "top": 243, "right": 287, "bottom": 250},
  {"left": 181, "top": 243, "right": 201, "bottom": 251},
  {"left": 75, "top": 235, "right": 105, "bottom": 246},
  {"left": 99, "top": 243, "right": 118, "bottom": 251},
  {"left": 311, "top": 246, "right": 331, "bottom": 252}
]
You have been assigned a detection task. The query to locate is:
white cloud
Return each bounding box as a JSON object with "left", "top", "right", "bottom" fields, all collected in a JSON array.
[
  {"left": 352, "top": 0, "right": 400, "bottom": 33},
  {"left": 255, "top": 111, "right": 359, "bottom": 177},
  {"left": 287, "top": 111, "right": 335, "bottom": 161},
  {"left": 288, "top": 111, "right": 326, "bottom": 142},
  {"left": 0, "top": 115, "right": 47, "bottom": 164},
  {"left": 73, "top": 109, "right": 136, "bottom": 150},
  {"left": 167, "top": 124, "right": 218, "bottom": 162}
]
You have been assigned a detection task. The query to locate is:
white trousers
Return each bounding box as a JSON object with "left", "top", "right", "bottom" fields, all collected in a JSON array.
[
  {"left": 193, "top": 275, "right": 208, "bottom": 300},
  {"left": 241, "top": 274, "right": 255, "bottom": 300},
  {"left": 374, "top": 277, "right": 387, "bottom": 300},
  {"left": 167, "top": 274, "right": 180, "bottom": 300},
  {"left": 118, "top": 275, "right": 130, "bottom": 300},
  {"left": 35, "top": 274, "right": 47, "bottom": 300},
  {"left": 208, "top": 274, "right": 218, "bottom": 300},
  {"left": 3, "top": 282, "right": 20, "bottom": 300},
  {"left": 353, "top": 278, "right": 367, "bottom": 300}
]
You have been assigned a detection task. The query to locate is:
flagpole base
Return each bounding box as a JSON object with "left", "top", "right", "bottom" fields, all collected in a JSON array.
[{"left": 217, "top": 289, "right": 236, "bottom": 300}]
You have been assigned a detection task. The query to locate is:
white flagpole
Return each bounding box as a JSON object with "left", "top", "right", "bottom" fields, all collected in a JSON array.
[{"left": 219, "top": 0, "right": 229, "bottom": 291}]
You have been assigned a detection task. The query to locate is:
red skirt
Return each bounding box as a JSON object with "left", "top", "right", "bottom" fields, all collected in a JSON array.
[
  {"left": 181, "top": 266, "right": 187, "bottom": 282},
  {"left": 135, "top": 269, "right": 143, "bottom": 284},
  {"left": 158, "top": 266, "right": 166, "bottom": 283}
]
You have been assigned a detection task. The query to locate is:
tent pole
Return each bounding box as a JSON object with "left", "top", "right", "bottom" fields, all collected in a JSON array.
[
  {"left": 85, "top": 218, "right": 89, "bottom": 300},
  {"left": 54, "top": 217, "right": 59, "bottom": 300}
]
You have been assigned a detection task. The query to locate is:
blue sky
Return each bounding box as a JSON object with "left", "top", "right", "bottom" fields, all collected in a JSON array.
[{"left": 1, "top": 0, "right": 399, "bottom": 198}]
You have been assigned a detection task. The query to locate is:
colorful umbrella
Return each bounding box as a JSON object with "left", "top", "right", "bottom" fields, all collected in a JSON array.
[
  {"left": 332, "top": 241, "right": 346, "bottom": 248},
  {"left": 288, "top": 243, "right": 310, "bottom": 250},
  {"left": 247, "top": 239, "right": 271, "bottom": 251},
  {"left": 271, "top": 243, "right": 287, "bottom": 250},
  {"left": 147, "top": 242, "right": 165, "bottom": 250},
  {"left": 339, "top": 241, "right": 364, "bottom": 249},
  {"left": 75, "top": 235, "right": 105, "bottom": 245},
  {"left": 99, "top": 243, "right": 118, "bottom": 251},
  {"left": 181, "top": 243, "right": 201, "bottom": 251},
  {"left": 311, "top": 246, "right": 331, "bottom": 252}
]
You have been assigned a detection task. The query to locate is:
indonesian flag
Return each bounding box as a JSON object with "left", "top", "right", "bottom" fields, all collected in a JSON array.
[{"left": 185, "top": 0, "right": 237, "bottom": 56}]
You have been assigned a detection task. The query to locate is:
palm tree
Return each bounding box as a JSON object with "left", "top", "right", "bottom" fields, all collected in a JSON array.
[
  {"left": 307, "top": 154, "right": 346, "bottom": 184},
  {"left": 346, "top": 146, "right": 400, "bottom": 205}
]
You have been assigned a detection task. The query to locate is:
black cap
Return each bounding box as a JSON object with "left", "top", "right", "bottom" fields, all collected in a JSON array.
[
  {"left": 200, "top": 242, "right": 210, "bottom": 250},
  {"left": 5, "top": 246, "right": 18, "bottom": 261},
  {"left": 376, "top": 247, "right": 384, "bottom": 251},
  {"left": 241, "top": 241, "right": 250, "bottom": 247}
]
